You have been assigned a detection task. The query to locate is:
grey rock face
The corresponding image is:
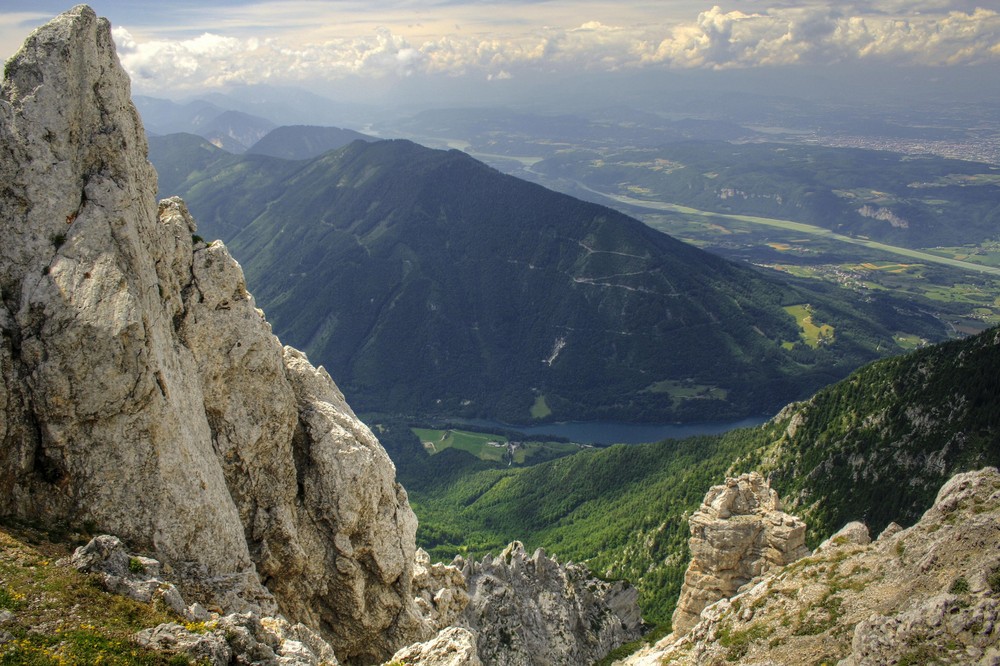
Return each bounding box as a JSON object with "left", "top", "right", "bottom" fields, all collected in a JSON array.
[
  {"left": 618, "top": 467, "right": 1000, "bottom": 665},
  {"left": 136, "top": 613, "right": 340, "bottom": 666},
  {"left": 390, "top": 627, "right": 482, "bottom": 666},
  {"left": 0, "top": 7, "right": 420, "bottom": 662},
  {"left": 669, "top": 471, "right": 809, "bottom": 636},
  {"left": 458, "top": 541, "right": 643, "bottom": 666},
  {"left": 413, "top": 548, "right": 471, "bottom": 632}
]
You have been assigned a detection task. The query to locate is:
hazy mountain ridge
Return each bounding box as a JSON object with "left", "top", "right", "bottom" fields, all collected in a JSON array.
[
  {"left": 148, "top": 134, "right": 947, "bottom": 423},
  {"left": 134, "top": 95, "right": 276, "bottom": 152},
  {"left": 245, "top": 125, "right": 377, "bottom": 160}
]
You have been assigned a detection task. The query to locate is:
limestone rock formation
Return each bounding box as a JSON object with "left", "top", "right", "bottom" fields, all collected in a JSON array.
[
  {"left": 388, "top": 627, "right": 482, "bottom": 666},
  {"left": 669, "top": 472, "right": 809, "bottom": 636},
  {"left": 136, "top": 613, "right": 340, "bottom": 666},
  {"left": 457, "top": 541, "right": 643, "bottom": 665},
  {"left": 0, "top": 7, "right": 421, "bottom": 662},
  {"left": 619, "top": 467, "right": 1000, "bottom": 665},
  {"left": 63, "top": 533, "right": 338, "bottom": 665},
  {"left": 412, "top": 548, "right": 471, "bottom": 633}
]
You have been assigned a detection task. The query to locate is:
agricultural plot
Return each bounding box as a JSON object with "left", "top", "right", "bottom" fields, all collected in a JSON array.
[
  {"left": 412, "top": 427, "right": 583, "bottom": 466},
  {"left": 643, "top": 380, "right": 729, "bottom": 402},
  {"left": 783, "top": 304, "right": 834, "bottom": 349}
]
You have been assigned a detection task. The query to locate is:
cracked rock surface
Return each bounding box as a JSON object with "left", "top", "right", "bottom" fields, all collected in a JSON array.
[{"left": 0, "top": 6, "right": 422, "bottom": 662}]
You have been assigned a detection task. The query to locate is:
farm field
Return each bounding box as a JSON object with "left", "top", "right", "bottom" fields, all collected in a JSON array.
[
  {"left": 631, "top": 210, "right": 1000, "bottom": 338},
  {"left": 783, "top": 304, "right": 835, "bottom": 349},
  {"left": 411, "top": 427, "right": 584, "bottom": 465}
]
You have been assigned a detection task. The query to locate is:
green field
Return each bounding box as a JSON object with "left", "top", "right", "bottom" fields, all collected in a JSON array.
[
  {"left": 530, "top": 395, "right": 552, "bottom": 419},
  {"left": 412, "top": 427, "right": 583, "bottom": 465},
  {"left": 893, "top": 332, "right": 927, "bottom": 350},
  {"left": 783, "top": 304, "right": 834, "bottom": 349},
  {"left": 635, "top": 208, "right": 1000, "bottom": 335},
  {"left": 602, "top": 190, "right": 1000, "bottom": 277}
]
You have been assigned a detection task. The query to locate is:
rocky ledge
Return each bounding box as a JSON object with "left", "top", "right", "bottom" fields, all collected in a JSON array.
[{"left": 620, "top": 467, "right": 1000, "bottom": 665}]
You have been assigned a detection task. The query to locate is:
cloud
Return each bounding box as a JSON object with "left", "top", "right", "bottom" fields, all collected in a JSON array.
[
  {"left": 108, "top": 3, "right": 1000, "bottom": 93},
  {"left": 0, "top": 11, "right": 55, "bottom": 59}
]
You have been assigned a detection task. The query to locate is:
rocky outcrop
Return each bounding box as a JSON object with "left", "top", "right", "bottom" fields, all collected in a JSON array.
[
  {"left": 389, "top": 627, "right": 482, "bottom": 666},
  {"left": 63, "top": 534, "right": 202, "bottom": 621},
  {"left": 669, "top": 472, "right": 809, "bottom": 636},
  {"left": 136, "top": 613, "right": 339, "bottom": 666},
  {"left": 63, "top": 534, "right": 338, "bottom": 665},
  {"left": 619, "top": 467, "right": 1000, "bottom": 665},
  {"left": 457, "top": 541, "right": 643, "bottom": 665},
  {"left": 0, "top": 7, "right": 421, "bottom": 662},
  {"left": 412, "top": 549, "right": 471, "bottom": 633}
]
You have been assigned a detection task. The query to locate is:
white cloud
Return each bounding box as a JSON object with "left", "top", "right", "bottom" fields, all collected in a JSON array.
[
  {"left": 0, "top": 11, "right": 56, "bottom": 59},
  {"left": 104, "top": 3, "right": 1000, "bottom": 93}
]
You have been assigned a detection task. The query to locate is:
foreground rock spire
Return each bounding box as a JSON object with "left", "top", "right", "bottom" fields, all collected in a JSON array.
[
  {"left": 619, "top": 467, "right": 1000, "bottom": 665},
  {"left": 670, "top": 472, "right": 809, "bottom": 636},
  {"left": 0, "top": 6, "right": 422, "bottom": 662}
]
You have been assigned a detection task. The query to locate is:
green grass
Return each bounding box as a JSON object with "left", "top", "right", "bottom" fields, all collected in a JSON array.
[
  {"left": 530, "top": 395, "right": 552, "bottom": 419},
  {"left": 893, "top": 333, "right": 926, "bottom": 350},
  {"left": 783, "top": 304, "right": 834, "bottom": 349},
  {"left": 643, "top": 380, "right": 729, "bottom": 401},
  {"left": 411, "top": 427, "right": 582, "bottom": 466},
  {"left": 413, "top": 428, "right": 509, "bottom": 461},
  {"left": 0, "top": 524, "right": 188, "bottom": 665}
]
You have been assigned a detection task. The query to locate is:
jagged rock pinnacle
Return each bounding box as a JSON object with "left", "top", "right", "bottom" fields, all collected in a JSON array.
[
  {"left": 669, "top": 472, "right": 809, "bottom": 636},
  {"left": 1, "top": 6, "right": 423, "bottom": 662}
]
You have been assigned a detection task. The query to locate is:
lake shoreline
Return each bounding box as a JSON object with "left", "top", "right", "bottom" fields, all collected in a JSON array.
[{"left": 447, "top": 414, "right": 773, "bottom": 446}]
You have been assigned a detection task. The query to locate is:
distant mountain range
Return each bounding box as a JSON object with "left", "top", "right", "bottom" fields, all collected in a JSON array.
[
  {"left": 136, "top": 95, "right": 377, "bottom": 155},
  {"left": 148, "top": 134, "right": 946, "bottom": 423},
  {"left": 135, "top": 96, "right": 276, "bottom": 152},
  {"left": 245, "top": 125, "right": 377, "bottom": 160}
]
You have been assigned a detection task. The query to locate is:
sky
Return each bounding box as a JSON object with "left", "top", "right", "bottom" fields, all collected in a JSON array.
[{"left": 2, "top": 1, "right": 999, "bottom": 105}]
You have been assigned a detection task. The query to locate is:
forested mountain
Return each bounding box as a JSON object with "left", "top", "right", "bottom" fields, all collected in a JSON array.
[
  {"left": 245, "top": 125, "right": 377, "bottom": 160},
  {"left": 392, "top": 326, "right": 1000, "bottom": 624},
  {"left": 134, "top": 95, "right": 276, "bottom": 152},
  {"left": 148, "top": 137, "right": 946, "bottom": 422}
]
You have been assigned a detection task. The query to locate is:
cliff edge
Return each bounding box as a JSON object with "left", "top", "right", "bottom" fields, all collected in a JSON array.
[{"left": 0, "top": 6, "right": 422, "bottom": 662}]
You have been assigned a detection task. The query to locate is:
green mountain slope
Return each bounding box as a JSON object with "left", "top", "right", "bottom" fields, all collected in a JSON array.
[
  {"left": 245, "top": 125, "right": 376, "bottom": 160},
  {"left": 148, "top": 137, "right": 945, "bottom": 422},
  {"left": 400, "top": 326, "right": 1000, "bottom": 624}
]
